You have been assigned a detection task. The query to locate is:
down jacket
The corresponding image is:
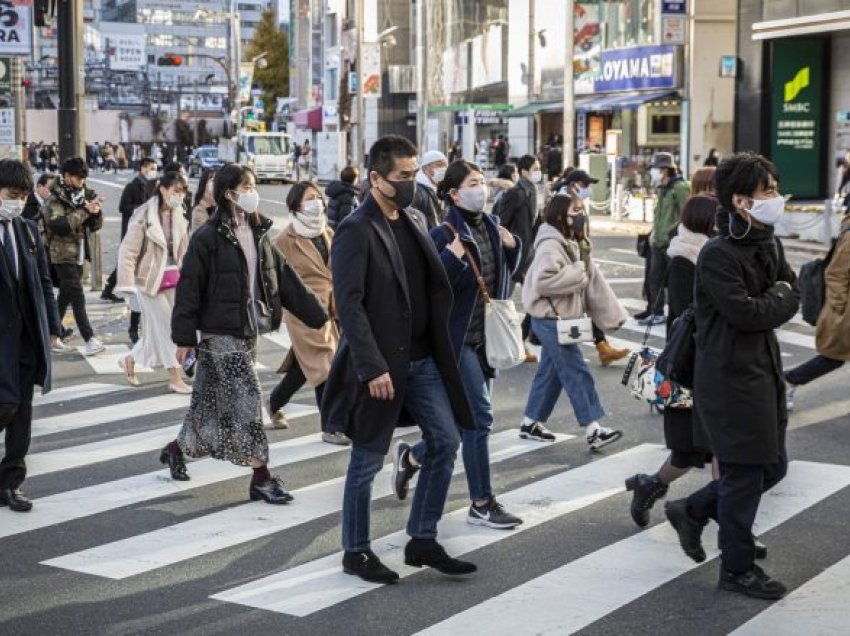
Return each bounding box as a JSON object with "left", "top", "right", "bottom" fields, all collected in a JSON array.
[{"left": 815, "top": 214, "right": 850, "bottom": 360}]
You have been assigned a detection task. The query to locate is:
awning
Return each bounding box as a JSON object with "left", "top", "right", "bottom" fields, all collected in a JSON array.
[
  {"left": 753, "top": 10, "right": 850, "bottom": 40},
  {"left": 505, "top": 100, "right": 563, "bottom": 117},
  {"left": 576, "top": 90, "right": 679, "bottom": 112},
  {"left": 293, "top": 107, "right": 322, "bottom": 131}
]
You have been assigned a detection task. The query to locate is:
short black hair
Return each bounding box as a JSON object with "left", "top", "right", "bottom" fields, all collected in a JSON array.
[
  {"left": 140, "top": 157, "right": 157, "bottom": 169},
  {"left": 680, "top": 195, "right": 718, "bottom": 237},
  {"left": 517, "top": 154, "right": 537, "bottom": 174},
  {"left": 436, "top": 160, "right": 483, "bottom": 204},
  {"left": 497, "top": 163, "right": 517, "bottom": 180},
  {"left": 163, "top": 161, "right": 184, "bottom": 174},
  {"left": 37, "top": 172, "right": 56, "bottom": 188},
  {"left": 0, "top": 159, "right": 34, "bottom": 193},
  {"left": 713, "top": 152, "right": 779, "bottom": 211},
  {"left": 287, "top": 180, "right": 323, "bottom": 212},
  {"left": 60, "top": 156, "right": 88, "bottom": 179},
  {"left": 340, "top": 165, "right": 359, "bottom": 184},
  {"left": 368, "top": 135, "right": 417, "bottom": 176}
]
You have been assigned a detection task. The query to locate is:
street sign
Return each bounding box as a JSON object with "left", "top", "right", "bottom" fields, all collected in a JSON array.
[
  {"left": 0, "top": 108, "right": 15, "bottom": 145},
  {"left": 0, "top": 57, "right": 10, "bottom": 92},
  {"left": 662, "top": 0, "right": 686, "bottom": 14},
  {"left": 0, "top": 3, "right": 33, "bottom": 56},
  {"left": 662, "top": 16, "right": 685, "bottom": 45},
  {"left": 719, "top": 55, "right": 738, "bottom": 78}
]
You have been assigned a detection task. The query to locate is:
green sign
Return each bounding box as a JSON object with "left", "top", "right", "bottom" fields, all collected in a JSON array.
[
  {"left": 769, "top": 38, "right": 826, "bottom": 199},
  {"left": 0, "top": 58, "right": 11, "bottom": 93}
]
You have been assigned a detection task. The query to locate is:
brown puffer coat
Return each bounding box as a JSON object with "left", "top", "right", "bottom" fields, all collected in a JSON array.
[{"left": 816, "top": 215, "right": 850, "bottom": 361}]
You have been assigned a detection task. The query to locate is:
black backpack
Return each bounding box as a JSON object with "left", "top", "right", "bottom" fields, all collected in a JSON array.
[{"left": 799, "top": 228, "right": 850, "bottom": 326}]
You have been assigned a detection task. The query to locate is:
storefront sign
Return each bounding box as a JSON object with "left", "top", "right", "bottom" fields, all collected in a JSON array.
[
  {"left": 594, "top": 45, "right": 679, "bottom": 93},
  {"left": 662, "top": 16, "right": 685, "bottom": 45},
  {"left": 0, "top": 108, "right": 14, "bottom": 145},
  {"left": 0, "top": 2, "right": 32, "bottom": 56},
  {"left": 770, "top": 38, "right": 825, "bottom": 199},
  {"left": 662, "top": 0, "right": 686, "bottom": 14},
  {"left": 0, "top": 57, "right": 10, "bottom": 92}
]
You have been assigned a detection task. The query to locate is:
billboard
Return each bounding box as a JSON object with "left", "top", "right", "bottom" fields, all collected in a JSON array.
[
  {"left": 0, "top": 2, "right": 32, "bottom": 56},
  {"left": 593, "top": 45, "right": 679, "bottom": 93},
  {"left": 109, "top": 33, "right": 146, "bottom": 71}
]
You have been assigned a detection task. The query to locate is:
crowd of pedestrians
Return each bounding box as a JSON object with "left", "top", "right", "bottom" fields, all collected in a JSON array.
[{"left": 4, "top": 131, "right": 849, "bottom": 603}]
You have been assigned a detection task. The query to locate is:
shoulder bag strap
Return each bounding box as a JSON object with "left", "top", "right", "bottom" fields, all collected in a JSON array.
[{"left": 444, "top": 221, "right": 491, "bottom": 303}]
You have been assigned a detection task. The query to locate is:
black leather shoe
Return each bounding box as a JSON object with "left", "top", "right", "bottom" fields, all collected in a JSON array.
[
  {"left": 0, "top": 487, "right": 33, "bottom": 512},
  {"left": 665, "top": 499, "right": 708, "bottom": 563},
  {"left": 100, "top": 291, "right": 123, "bottom": 303},
  {"left": 249, "top": 476, "right": 294, "bottom": 504},
  {"left": 343, "top": 550, "right": 400, "bottom": 584},
  {"left": 625, "top": 473, "right": 669, "bottom": 528},
  {"left": 719, "top": 564, "right": 787, "bottom": 600},
  {"left": 404, "top": 538, "right": 477, "bottom": 576},
  {"left": 391, "top": 441, "right": 419, "bottom": 501},
  {"left": 159, "top": 445, "right": 190, "bottom": 481},
  {"left": 128, "top": 329, "right": 139, "bottom": 345}
]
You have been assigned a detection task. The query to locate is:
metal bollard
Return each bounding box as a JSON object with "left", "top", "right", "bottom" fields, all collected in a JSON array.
[
  {"left": 822, "top": 198, "right": 834, "bottom": 247},
  {"left": 90, "top": 231, "right": 103, "bottom": 292}
]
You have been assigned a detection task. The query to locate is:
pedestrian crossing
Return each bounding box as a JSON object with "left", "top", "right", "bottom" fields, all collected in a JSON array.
[{"left": 4, "top": 365, "right": 850, "bottom": 633}]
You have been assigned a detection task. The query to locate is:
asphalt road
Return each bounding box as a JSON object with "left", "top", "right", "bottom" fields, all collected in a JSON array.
[{"left": 1, "top": 171, "right": 848, "bottom": 635}]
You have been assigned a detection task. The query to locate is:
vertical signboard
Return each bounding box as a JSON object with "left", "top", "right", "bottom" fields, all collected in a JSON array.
[
  {"left": 770, "top": 38, "right": 826, "bottom": 199},
  {"left": 0, "top": 2, "right": 32, "bottom": 56}
]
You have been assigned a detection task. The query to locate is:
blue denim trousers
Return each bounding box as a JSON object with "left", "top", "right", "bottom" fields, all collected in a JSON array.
[
  {"left": 341, "top": 356, "right": 461, "bottom": 552},
  {"left": 412, "top": 345, "right": 493, "bottom": 503},
  {"left": 523, "top": 317, "right": 605, "bottom": 427}
]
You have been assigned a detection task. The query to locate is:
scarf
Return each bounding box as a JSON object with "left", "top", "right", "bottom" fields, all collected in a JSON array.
[
  {"left": 58, "top": 175, "right": 86, "bottom": 208},
  {"left": 666, "top": 224, "right": 709, "bottom": 264},
  {"left": 291, "top": 212, "right": 326, "bottom": 239}
]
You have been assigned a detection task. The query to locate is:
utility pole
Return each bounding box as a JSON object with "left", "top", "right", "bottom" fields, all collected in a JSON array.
[
  {"left": 562, "top": 1, "right": 575, "bottom": 169},
  {"left": 193, "top": 79, "right": 199, "bottom": 148},
  {"left": 57, "top": 0, "right": 79, "bottom": 161},
  {"left": 415, "top": 0, "right": 427, "bottom": 153},
  {"left": 355, "top": 0, "right": 365, "bottom": 169},
  {"left": 527, "top": 0, "right": 536, "bottom": 156},
  {"left": 12, "top": 58, "right": 26, "bottom": 160}
]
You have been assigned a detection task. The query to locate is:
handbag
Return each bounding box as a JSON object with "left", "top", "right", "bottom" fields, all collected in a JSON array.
[
  {"left": 655, "top": 305, "right": 696, "bottom": 389},
  {"left": 636, "top": 233, "right": 650, "bottom": 258},
  {"left": 546, "top": 297, "right": 594, "bottom": 345},
  {"left": 444, "top": 222, "right": 525, "bottom": 370},
  {"left": 159, "top": 265, "right": 180, "bottom": 291}
]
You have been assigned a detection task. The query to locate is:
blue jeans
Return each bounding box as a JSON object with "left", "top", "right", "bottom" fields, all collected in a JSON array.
[
  {"left": 412, "top": 345, "right": 493, "bottom": 503},
  {"left": 341, "top": 356, "right": 461, "bottom": 552},
  {"left": 524, "top": 318, "right": 605, "bottom": 427}
]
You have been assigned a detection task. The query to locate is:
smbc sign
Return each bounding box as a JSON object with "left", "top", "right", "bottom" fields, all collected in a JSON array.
[{"left": 769, "top": 38, "right": 825, "bottom": 199}]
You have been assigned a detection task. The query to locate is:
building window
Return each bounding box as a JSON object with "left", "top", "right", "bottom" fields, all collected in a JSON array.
[
  {"left": 326, "top": 68, "right": 338, "bottom": 101},
  {"left": 326, "top": 13, "right": 338, "bottom": 48}
]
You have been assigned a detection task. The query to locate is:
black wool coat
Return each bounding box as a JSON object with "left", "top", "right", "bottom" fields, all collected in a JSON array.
[
  {"left": 172, "top": 209, "right": 327, "bottom": 347},
  {"left": 494, "top": 179, "right": 537, "bottom": 283},
  {"left": 321, "top": 194, "right": 474, "bottom": 454},
  {"left": 692, "top": 212, "right": 800, "bottom": 465}
]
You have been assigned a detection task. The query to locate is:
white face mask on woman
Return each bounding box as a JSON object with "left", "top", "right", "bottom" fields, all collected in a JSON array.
[
  {"left": 456, "top": 185, "right": 488, "bottom": 213},
  {"left": 233, "top": 190, "right": 260, "bottom": 214}
]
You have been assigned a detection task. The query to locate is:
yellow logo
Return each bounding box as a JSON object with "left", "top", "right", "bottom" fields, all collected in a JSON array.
[{"left": 784, "top": 67, "right": 809, "bottom": 102}]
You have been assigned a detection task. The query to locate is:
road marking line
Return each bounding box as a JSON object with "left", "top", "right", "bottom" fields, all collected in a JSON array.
[
  {"left": 594, "top": 258, "right": 646, "bottom": 270},
  {"left": 33, "top": 383, "right": 126, "bottom": 407},
  {"left": 42, "top": 432, "right": 572, "bottom": 579},
  {"left": 210, "top": 444, "right": 668, "bottom": 617},
  {"left": 607, "top": 278, "right": 645, "bottom": 285},
  {"left": 731, "top": 553, "right": 850, "bottom": 635},
  {"left": 414, "top": 460, "right": 850, "bottom": 636}
]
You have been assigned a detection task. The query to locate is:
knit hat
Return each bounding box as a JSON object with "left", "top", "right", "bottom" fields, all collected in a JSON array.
[{"left": 421, "top": 150, "right": 448, "bottom": 167}]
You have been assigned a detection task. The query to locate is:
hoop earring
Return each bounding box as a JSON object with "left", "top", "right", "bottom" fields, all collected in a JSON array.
[{"left": 728, "top": 211, "right": 752, "bottom": 240}]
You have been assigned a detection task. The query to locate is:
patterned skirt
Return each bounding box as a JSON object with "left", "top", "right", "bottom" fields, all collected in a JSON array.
[{"left": 178, "top": 335, "right": 268, "bottom": 466}]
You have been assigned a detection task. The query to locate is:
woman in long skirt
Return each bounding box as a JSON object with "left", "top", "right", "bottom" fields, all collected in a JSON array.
[{"left": 115, "top": 171, "right": 191, "bottom": 393}]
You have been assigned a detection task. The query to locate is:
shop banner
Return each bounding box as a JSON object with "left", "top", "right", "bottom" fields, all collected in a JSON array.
[
  {"left": 574, "top": 2, "right": 602, "bottom": 94},
  {"left": 0, "top": 1, "right": 32, "bottom": 56},
  {"left": 594, "top": 45, "right": 679, "bottom": 93},
  {"left": 769, "top": 38, "right": 825, "bottom": 199}
]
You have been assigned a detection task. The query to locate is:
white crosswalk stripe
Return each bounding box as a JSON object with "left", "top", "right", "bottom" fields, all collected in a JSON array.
[{"left": 32, "top": 382, "right": 126, "bottom": 407}]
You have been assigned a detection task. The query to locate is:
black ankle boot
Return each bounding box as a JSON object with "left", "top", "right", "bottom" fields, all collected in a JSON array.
[
  {"left": 159, "top": 443, "right": 189, "bottom": 481},
  {"left": 665, "top": 499, "right": 708, "bottom": 563},
  {"left": 625, "top": 473, "right": 669, "bottom": 528}
]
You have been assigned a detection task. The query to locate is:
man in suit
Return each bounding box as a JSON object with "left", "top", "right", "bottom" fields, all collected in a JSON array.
[
  {"left": 323, "top": 135, "right": 477, "bottom": 584},
  {"left": 0, "top": 159, "right": 62, "bottom": 512}
]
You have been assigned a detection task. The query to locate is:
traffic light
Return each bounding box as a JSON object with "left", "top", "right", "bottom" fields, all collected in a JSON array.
[
  {"left": 157, "top": 55, "right": 183, "bottom": 67},
  {"left": 34, "top": 0, "right": 56, "bottom": 28}
]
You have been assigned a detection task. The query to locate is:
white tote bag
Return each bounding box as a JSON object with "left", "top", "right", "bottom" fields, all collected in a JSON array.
[{"left": 445, "top": 223, "right": 525, "bottom": 370}]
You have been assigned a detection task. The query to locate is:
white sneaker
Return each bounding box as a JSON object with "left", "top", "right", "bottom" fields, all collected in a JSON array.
[
  {"left": 50, "top": 339, "right": 70, "bottom": 353},
  {"left": 83, "top": 337, "right": 106, "bottom": 356},
  {"left": 586, "top": 425, "right": 623, "bottom": 452}
]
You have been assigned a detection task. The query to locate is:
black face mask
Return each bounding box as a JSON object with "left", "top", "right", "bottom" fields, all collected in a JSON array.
[
  {"left": 377, "top": 176, "right": 416, "bottom": 210},
  {"left": 570, "top": 213, "right": 588, "bottom": 237}
]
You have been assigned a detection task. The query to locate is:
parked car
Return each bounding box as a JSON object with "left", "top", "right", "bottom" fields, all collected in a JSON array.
[{"left": 187, "top": 146, "right": 223, "bottom": 177}]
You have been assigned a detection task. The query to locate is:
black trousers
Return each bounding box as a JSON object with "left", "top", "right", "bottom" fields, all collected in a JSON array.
[
  {"left": 0, "top": 335, "right": 39, "bottom": 490},
  {"left": 687, "top": 448, "right": 788, "bottom": 574},
  {"left": 785, "top": 355, "right": 844, "bottom": 386},
  {"left": 269, "top": 357, "right": 325, "bottom": 416},
  {"left": 55, "top": 263, "right": 94, "bottom": 342},
  {"left": 647, "top": 245, "right": 669, "bottom": 315}
]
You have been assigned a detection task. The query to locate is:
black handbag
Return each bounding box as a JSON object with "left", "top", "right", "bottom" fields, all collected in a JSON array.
[
  {"left": 655, "top": 305, "right": 696, "bottom": 389},
  {"left": 636, "top": 233, "right": 650, "bottom": 258}
]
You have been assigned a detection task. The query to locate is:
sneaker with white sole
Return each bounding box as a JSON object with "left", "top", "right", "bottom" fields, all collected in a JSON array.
[
  {"left": 587, "top": 425, "right": 623, "bottom": 451},
  {"left": 467, "top": 498, "right": 523, "bottom": 529},
  {"left": 83, "top": 337, "right": 106, "bottom": 356},
  {"left": 519, "top": 421, "right": 555, "bottom": 442},
  {"left": 50, "top": 339, "right": 70, "bottom": 353},
  {"left": 321, "top": 431, "right": 352, "bottom": 446}
]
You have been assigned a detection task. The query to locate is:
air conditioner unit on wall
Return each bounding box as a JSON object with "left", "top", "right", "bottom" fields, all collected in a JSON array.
[{"left": 388, "top": 65, "right": 415, "bottom": 93}]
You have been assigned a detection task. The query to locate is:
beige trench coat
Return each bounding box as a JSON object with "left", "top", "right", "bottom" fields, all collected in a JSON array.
[
  {"left": 274, "top": 224, "right": 339, "bottom": 386},
  {"left": 816, "top": 216, "right": 850, "bottom": 361},
  {"left": 116, "top": 197, "right": 189, "bottom": 296}
]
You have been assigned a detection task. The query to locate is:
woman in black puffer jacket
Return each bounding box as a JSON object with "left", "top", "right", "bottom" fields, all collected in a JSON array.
[{"left": 163, "top": 163, "right": 328, "bottom": 505}]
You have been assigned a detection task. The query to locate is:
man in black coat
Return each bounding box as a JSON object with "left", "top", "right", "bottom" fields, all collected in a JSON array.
[
  {"left": 0, "top": 160, "right": 62, "bottom": 512},
  {"left": 664, "top": 153, "right": 800, "bottom": 600},
  {"left": 323, "top": 135, "right": 476, "bottom": 584}
]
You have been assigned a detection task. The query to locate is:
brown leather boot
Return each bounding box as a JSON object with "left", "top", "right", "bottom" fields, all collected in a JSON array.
[{"left": 596, "top": 340, "right": 630, "bottom": 366}]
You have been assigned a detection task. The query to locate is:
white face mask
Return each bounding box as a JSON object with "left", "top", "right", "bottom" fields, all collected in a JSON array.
[
  {"left": 650, "top": 168, "right": 663, "bottom": 186},
  {"left": 0, "top": 198, "right": 25, "bottom": 221},
  {"left": 456, "top": 185, "right": 488, "bottom": 213},
  {"left": 167, "top": 194, "right": 184, "bottom": 210},
  {"left": 576, "top": 185, "right": 592, "bottom": 201},
  {"left": 144, "top": 170, "right": 158, "bottom": 181},
  {"left": 530, "top": 170, "right": 543, "bottom": 184},
  {"left": 301, "top": 198, "right": 325, "bottom": 218},
  {"left": 234, "top": 190, "right": 260, "bottom": 213},
  {"left": 431, "top": 168, "right": 446, "bottom": 184},
  {"left": 745, "top": 194, "right": 785, "bottom": 226}
]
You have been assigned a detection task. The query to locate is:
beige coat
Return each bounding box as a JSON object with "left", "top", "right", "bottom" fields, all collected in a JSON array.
[
  {"left": 522, "top": 223, "right": 588, "bottom": 319},
  {"left": 274, "top": 224, "right": 339, "bottom": 386},
  {"left": 816, "top": 215, "right": 850, "bottom": 361},
  {"left": 117, "top": 197, "right": 189, "bottom": 296},
  {"left": 191, "top": 192, "right": 215, "bottom": 234}
]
